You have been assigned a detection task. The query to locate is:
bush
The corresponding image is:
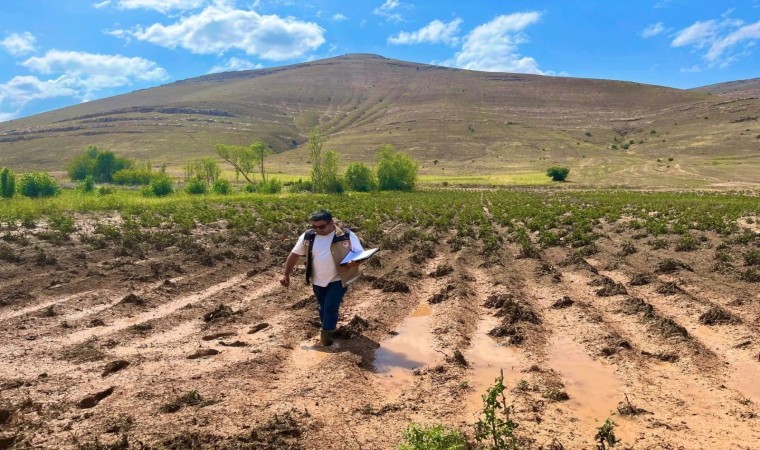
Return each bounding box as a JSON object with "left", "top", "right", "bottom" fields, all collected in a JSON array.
[
  {"left": 97, "top": 186, "right": 114, "bottom": 196},
  {"left": 345, "top": 162, "right": 376, "bottom": 192},
  {"left": 185, "top": 178, "right": 208, "bottom": 195},
  {"left": 212, "top": 179, "right": 232, "bottom": 195},
  {"left": 377, "top": 145, "right": 418, "bottom": 191},
  {"left": 284, "top": 178, "right": 312, "bottom": 193},
  {"left": 546, "top": 166, "right": 570, "bottom": 182},
  {"left": 1, "top": 167, "right": 16, "bottom": 198},
  {"left": 19, "top": 172, "right": 60, "bottom": 198},
  {"left": 67, "top": 146, "right": 132, "bottom": 182},
  {"left": 145, "top": 175, "right": 173, "bottom": 197},
  {"left": 399, "top": 424, "right": 468, "bottom": 450},
  {"left": 247, "top": 178, "right": 282, "bottom": 194},
  {"left": 113, "top": 168, "right": 154, "bottom": 185},
  {"left": 80, "top": 175, "right": 96, "bottom": 192}
]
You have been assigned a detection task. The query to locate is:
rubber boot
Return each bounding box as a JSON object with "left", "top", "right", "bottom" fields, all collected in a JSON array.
[{"left": 320, "top": 329, "right": 334, "bottom": 347}]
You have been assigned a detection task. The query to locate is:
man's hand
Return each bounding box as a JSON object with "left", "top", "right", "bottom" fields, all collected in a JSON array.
[{"left": 280, "top": 275, "right": 290, "bottom": 287}]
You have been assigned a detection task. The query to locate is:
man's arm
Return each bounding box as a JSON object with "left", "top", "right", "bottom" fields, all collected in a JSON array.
[{"left": 280, "top": 252, "right": 302, "bottom": 287}]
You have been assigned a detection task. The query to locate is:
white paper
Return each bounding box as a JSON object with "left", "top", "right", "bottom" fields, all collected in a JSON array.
[{"left": 340, "top": 248, "right": 379, "bottom": 265}]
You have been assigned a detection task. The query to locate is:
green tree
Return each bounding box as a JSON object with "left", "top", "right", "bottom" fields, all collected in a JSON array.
[
  {"left": 546, "top": 166, "right": 570, "bottom": 182},
  {"left": 68, "top": 146, "right": 132, "bottom": 182},
  {"left": 212, "top": 179, "right": 232, "bottom": 195},
  {"left": 216, "top": 144, "right": 257, "bottom": 184},
  {"left": 185, "top": 158, "right": 220, "bottom": 186},
  {"left": 18, "top": 172, "right": 60, "bottom": 198},
  {"left": 250, "top": 141, "right": 273, "bottom": 182},
  {"left": 185, "top": 178, "right": 208, "bottom": 195},
  {"left": 146, "top": 175, "right": 173, "bottom": 197},
  {"left": 322, "top": 150, "right": 343, "bottom": 193},
  {"left": 1, "top": 167, "right": 16, "bottom": 198},
  {"left": 308, "top": 127, "right": 326, "bottom": 192},
  {"left": 376, "top": 145, "right": 418, "bottom": 191},
  {"left": 345, "top": 162, "right": 376, "bottom": 192}
]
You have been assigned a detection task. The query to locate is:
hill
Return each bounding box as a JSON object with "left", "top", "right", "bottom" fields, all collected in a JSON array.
[
  {"left": 692, "top": 77, "right": 760, "bottom": 97},
  {"left": 1, "top": 54, "right": 759, "bottom": 188}
]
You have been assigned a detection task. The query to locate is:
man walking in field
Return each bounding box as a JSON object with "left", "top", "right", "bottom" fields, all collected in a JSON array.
[{"left": 280, "top": 210, "right": 365, "bottom": 346}]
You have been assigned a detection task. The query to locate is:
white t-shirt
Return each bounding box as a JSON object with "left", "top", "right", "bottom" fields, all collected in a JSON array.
[{"left": 292, "top": 229, "right": 364, "bottom": 287}]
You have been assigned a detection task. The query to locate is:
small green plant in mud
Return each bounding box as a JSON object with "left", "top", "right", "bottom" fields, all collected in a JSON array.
[
  {"left": 160, "top": 390, "right": 215, "bottom": 413},
  {"left": 474, "top": 370, "right": 520, "bottom": 450},
  {"left": 399, "top": 424, "right": 468, "bottom": 450},
  {"left": 594, "top": 419, "right": 618, "bottom": 449}
]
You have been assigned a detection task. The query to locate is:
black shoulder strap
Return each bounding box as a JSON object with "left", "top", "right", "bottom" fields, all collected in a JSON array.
[{"left": 305, "top": 230, "right": 316, "bottom": 284}]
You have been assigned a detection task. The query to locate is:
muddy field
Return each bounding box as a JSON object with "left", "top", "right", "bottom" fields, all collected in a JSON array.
[{"left": 1, "top": 195, "right": 760, "bottom": 449}]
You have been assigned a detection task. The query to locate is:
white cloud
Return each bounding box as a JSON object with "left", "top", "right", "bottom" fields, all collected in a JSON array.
[
  {"left": 116, "top": 0, "right": 206, "bottom": 13},
  {"left": 22, "top": 50, "right": 168, "bottom": 93},
  {"left": 444, "top": 12, "right": 545, "bottom": 74},
  {"left": 671, "top": 17, "right": 760, "bottom": 66},
  {"left": 671, "top": 20, "right": 719, "bottom": 48},
  {"left": 116, "top": 3, "right": 325, "bottom": 60},
  {"left": 209, "top": 56, "right": 263, "bottom": 73},
  {"left": 640, "top": 22, "right": 666, "bottom": 38},
  {"left": 332, "top": 13, "right": 348, "bottom": 21},
  {"left": 374, "top": 0, "right": 403, "bottom": 22},
  {"left": 0, "top": 110, "right": 20, "bottom": 122},
  {"left": 388, "top": 18, "right": 463, "bottom": 46},
  {"left": 0, "top": 32, "right": 37, "bottom": 56},
  {"left": 93, "top": 0, "right": 111, "bottom": 8},
  {"left": 1, "top": 50, "right": 168, "bottom": 119},
  {"left": 680, "top": 65, "right": 702, "bottom": 73}
]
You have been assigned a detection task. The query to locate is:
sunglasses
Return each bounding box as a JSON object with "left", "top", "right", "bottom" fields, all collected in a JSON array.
[{"left": 311, "top": 222, "right": 331, "bottom": 230}]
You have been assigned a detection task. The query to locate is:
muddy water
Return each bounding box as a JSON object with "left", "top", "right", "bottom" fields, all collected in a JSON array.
[
  {"left": 373, "top": 302, "right": 442, "bottom": 392},
  {"left": 547, "top": 334, "right": 624, "bottom": 432},
  {"left": 464, "top": 316, "right": 523, "bottom": 417}
]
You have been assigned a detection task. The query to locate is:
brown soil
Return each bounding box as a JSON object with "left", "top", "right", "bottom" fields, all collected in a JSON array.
[{"left": 1, "top": 217, "right": 760, "bottom": 449}]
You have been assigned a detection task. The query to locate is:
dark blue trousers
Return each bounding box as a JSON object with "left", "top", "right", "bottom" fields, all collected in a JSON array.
[{"left": 312, "top": 281, "right": 346, "bottom": 331}]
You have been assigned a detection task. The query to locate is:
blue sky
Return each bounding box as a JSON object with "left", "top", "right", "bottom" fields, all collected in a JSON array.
[{"left": 1, "top": 0, "right": 759, "bottom": 122}]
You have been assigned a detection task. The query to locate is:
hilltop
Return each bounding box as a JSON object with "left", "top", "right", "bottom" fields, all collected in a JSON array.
[
  {"left": 1, "top": 54, "right": 759, "bottom": 187},
  {"left": 691, "top": 77, "right": 760, "bottom": 97}
]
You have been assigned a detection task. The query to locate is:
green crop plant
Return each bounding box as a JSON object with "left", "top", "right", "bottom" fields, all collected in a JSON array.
[
  {"left": 594, "top": 419, "right": 618, "bottom": 449},
  {"left": 474, "top": 370, "right": 520, "bottom": 450},
  {"left": 398, "top": 424, "right": 468, "bottom": 450}
]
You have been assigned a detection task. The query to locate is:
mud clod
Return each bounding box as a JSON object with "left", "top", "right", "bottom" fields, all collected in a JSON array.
[
  {"left": 551, "top": 296, "right": 574, "bottom": 309},
  {"left": 290, "top": 296, "right": 316, "bottom": 309},
  {"left": 77, "top": 387, "right": 115, "bottom": 409},
  {"left": 428, "top": 264, "right": 454, "bottom": 278},
  {"left": 629, "top": 273, "right": 653, "bottom": 286},
  {"left": 447, "top": 349, "right": 469, "bottom": 367},
  {"left": 248, "top": 323, "right": 270, "bottom": 334},
  {"left": 102, "top": 360, "right": 130, "bottom": 377},
  {"left": 656, "top": 317, "right": 689, "bottom": 339},
  {"left": 370, "top": 278, "right": 410, "bottom": 293},
  {"left": 237, "top": 412, "right": 302, "bottom": 449},
  {"left": 119, "top": 293, "right": 146, "bottom": 306},
  {"left": 202, "top": 332, "right": 237, "bottom": 341},
  {"left": 699, "top": 306, "right": 741, "bottom": 325},
  {"left": 488, "top": 324, "right": 525, "bottom": 345},
  {"left": 656, "top": 258, "right": 693, "bottom": 274},
  {"left": 657, "top": 281, "right": 684, "bottom": 296},
  {"left": 220, "top": 340, "right": 248, "bottom": 347},
  {"left": 334, "top": 315, "right": 370, "bottom": 339},
  {"left": 203, "top": 304, "right": 234, "bottom": 322},
  {"left": 187, "top": 349, "right": 220, "bottom": 359},
  {"left": 0, "top": 409, "right": 13, "bottom": 425}
]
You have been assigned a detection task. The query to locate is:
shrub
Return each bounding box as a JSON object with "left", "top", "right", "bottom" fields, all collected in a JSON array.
[
  {"left": 146, "top": 175, "right": 173, "bottom": 197},
  {"left": 185, "top": 178, "right": 208, "bottom": 195},
  {"left": 377, "top": 145, "right": 418, "bottom": 191},
  {"left": 283, "top": 178, "right": 312, "bottom": 193},
  {"left": 546, "top": 166, "right": 570, "bottom": 182},
  {"left": 98, "top": 186, "right": 114, "bottom": 196},
  {"left": 1, "top": 167, "right": 16, "bottom": 198},
  {"left": 399, "top": 424, "right": 468, "bottom": 450},
  {"left": 81, "top": 175, "right": 96, "bottom": 193},
  {"left": 212, "top": 179, "right": 232, "bottom": 195},
  {"left": 345, "top": 162, "right": 376, "bottom": 192},
  {"left": 474, "top": 370, "right": 519, "bottom": 449},
  {"left": 247, "top": 178, "right": 282, "bottom": 194},
  {"left": 67, "top": 146, "right": 132, "bottom": 182},
  {"left": 19, "top": 172, "right": 60, "bottom": 198},
  {"left": 113, "top": 168, "right": 154, "bottom": 185}
]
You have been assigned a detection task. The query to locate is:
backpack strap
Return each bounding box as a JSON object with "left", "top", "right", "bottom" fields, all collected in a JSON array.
[{"left": 304, "top": 230, "right": 317, "bottom": 284}]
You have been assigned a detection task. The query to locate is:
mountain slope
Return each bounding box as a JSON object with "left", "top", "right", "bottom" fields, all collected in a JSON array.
[
  {"left": 692, "top": 77, "right": 760, "bottom": 97},
  {"left": 1, "top": 54, "right": 759, "bottom": 187}
]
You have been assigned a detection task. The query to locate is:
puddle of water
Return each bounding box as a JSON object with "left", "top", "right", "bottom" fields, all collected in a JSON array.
[
  {"left": 374, "top": 303, "right": 441, "bottom": 392},
  {"left": 464, "top": 316, "right": 523, "bottom": 416},
  {"left": 548, "top": 334, "right": 624, "bottom": 432}
]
